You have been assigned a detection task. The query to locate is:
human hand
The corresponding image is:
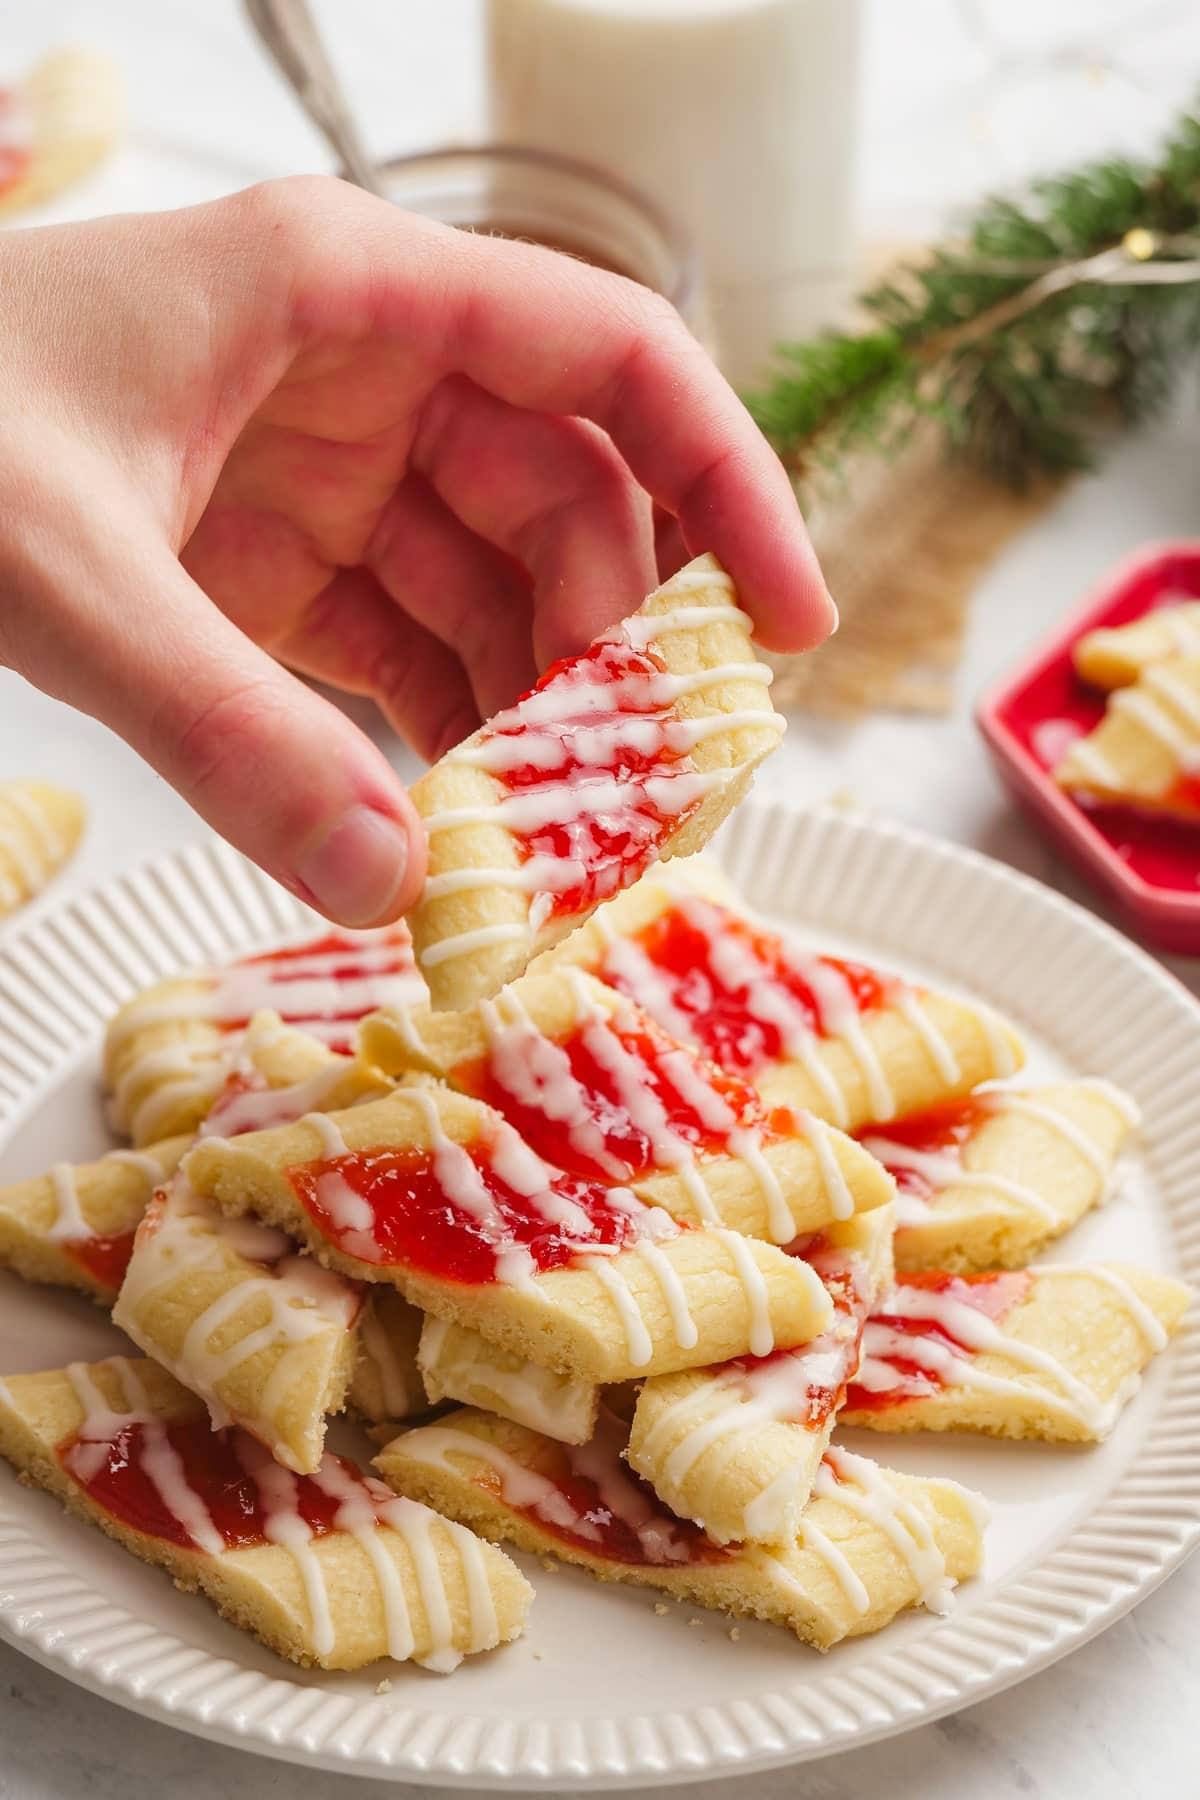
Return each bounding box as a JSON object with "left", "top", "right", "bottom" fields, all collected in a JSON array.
[{"left": 0, "top": 177, "right": 834, "bottom": 926}]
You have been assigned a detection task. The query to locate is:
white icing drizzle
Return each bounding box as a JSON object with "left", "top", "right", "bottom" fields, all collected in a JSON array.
[
  {"left": 0, "top": 788, "right": 65, "bottom": 906},
  {"left": 852, "top": 1276, "right": 1118, "bottom": 1432},
  {"left": 635, "top": 1253, "right": 867, "bottom": 1540},
  {"left": 106, "top": 1147, "right": 177, "bottom": 1181},
  {"left": 973, "top": 1004, "right": 1020, "bottom": 1080},
  {"left": 1028, "top": 1263, "right": 1169, "bottom": 1352},
  {"left": 785, "top": 949, "right": 895, "bottom": 1120},
  {"left": 860, "top": 1134, "right": 1059, "bottom": 1228},
  {"left": 635, "top": 1237, "right": 700, "bottom": 1350},
  {"left": 302, "top": 1109, "right": 351, "bottom": 1160},
  {"left": 894, "top": 990, "right": 961, "bottom": 1085},
  {"left": 590, "top": 1256, "right": 655, "bottom": 1365},
  {"left": 799, "top": 1113, "right": 856, "bottom": 1221},
  {"left": 105, "top": 929, "right": 426, "bottom": 1054},
  {"left": 418, "top": 921, "right": 531, "bottom": 969},
  {"left": 63, "top": 1356, "right": 492, "bottom": 1671},
  {"left": 113, "top": 1178, "right": 360, "bottom": 1466},
  {"left": 1060, "top": 735, "right": 1123, "bottom": 789},
  {"left": 1145, "top": 661, "right": 1200, "bottom": 732},
  {"left": 795, "top": 1511, "right": 871, "bottom": 1615},
  {"left": 813, "top": 1446, "right": 956, "bottom": 1615},
  {"left": 990, "top": 1093, "right": 1110, "bottom": 1178},
  {"left": 393, "top": 1412, "right": 699, "bottom": 1565},
  {"left": 199, "top": 1059, "right": 365, "bottom": 1139},
  {"left": 717, "top": 1229, "right": 774, "bottom": 1357},
  {"left": 64, "top": 1358, "right": 224, "bottom": 1554},
  {"left": 1113, "top": 684, "right": 1200, "bottom": 766},
  {"left": 46, "top": 1162, "right": 91, "bottom": 1242}
]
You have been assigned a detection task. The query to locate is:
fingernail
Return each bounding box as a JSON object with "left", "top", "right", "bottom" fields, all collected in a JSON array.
[
  {"left": 293, "top": 805, "right": 409, "bottom": 928},
  {"left": 827, "top": 593, "right": 840, "bottom": 635}
]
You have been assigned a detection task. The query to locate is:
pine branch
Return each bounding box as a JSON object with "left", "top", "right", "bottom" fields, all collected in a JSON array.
[{"left": 746, "top": 97, "right": 1200, "bottom": 496}]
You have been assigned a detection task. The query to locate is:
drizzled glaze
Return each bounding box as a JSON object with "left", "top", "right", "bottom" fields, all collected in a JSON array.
[
  {"left": 114, "top": 1178, "right": 363, "bottom": 1466},
  {"left": 58, "top": 1358, "right": 497, "bottom": 1669},
  {"left": 40, "top": 1145, "right": 182, "bottom": 1295},
  {"left": 592, "top": 892, "right": 907, "bottom": 1122},
  {"left": 395, "top": 1408, "right": 727, "bottom": 1566},
  {"left": 862, "top": 1081, "right": 1138, "bottom": 1230},
  {"left": 445, "top": 975, "right": 824, "bottom": 1241},
  {"left": 0, "top": 785, "right": 66, "bottom": 911},
  {"left": 287, "top": 1095, "right": 659, "bottom": 1287},
  {"left": 394, "top": 1407, "right": 975, "bottom": 1617},
  {"left": 107, "top": 927, "right": 426, "bottom": 1139},
  {"left": 420, "top": 581, "right": 784, "bottom": 953},
  {"left": 845, "top": 1266, "right": 1164, "bottom": 1432},
  {"left": 633, "top": 1248, "right": 871, "bottom": 1540}
]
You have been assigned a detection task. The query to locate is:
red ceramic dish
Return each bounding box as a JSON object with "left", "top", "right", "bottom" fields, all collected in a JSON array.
[{"left": 976, "top": 541, "right": 1200, "bottom": 954}]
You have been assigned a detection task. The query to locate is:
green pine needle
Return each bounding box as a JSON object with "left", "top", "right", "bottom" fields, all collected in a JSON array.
[{"left": 745, "top": 96, "right": 1200, "bottom": 497}]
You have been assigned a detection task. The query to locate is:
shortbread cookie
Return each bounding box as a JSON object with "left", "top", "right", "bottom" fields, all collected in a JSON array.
[
  {"left": 0, "top": 50, "right": 122, "bottom": 218},
  {"left": 349, "top": 1288, "right": 429, "bottom": 1426},
  {"left": 376, "top": 1407, "right": 986, "bottom": 1649},
  {"left": 626, "top": 1207, "right": 894, "bottom": 1546},
  {"left": 0, "top": 1357, "right": 530, "bottom": 1671},
  {"left": 865, "top": 1080, "right": 1140, "bottom": 1273},
  {"left": 543, "top": 878, "right": 1024, "bottom": 1131},
  {"left": 0, "top": 1136, "right": 189, "bottom": 1301},
  {"left": 407, "top": 554, "right": 785, "bottom": 1010},
  {"left": 113, "top": 1178, "right": 364, "bottom": 1474},
  {"left": 841, "top": 1263, "right": 1190, "bottom": 1441},
  {"left": 417, "top": 1202, "right": 894, "bottom": 1455},
  {"left": 103, "top": 925, "right": 420, "bottom": 1142},
  {"left": 184, "top": 1087, "right": 834, "bottom": 1382},
  {"left": 362, "top": 969, "right": 894, "bottom": 1244},
  {"left": 417, "top": 1313, "right": 602, "bottom": 1444},
  {"left": 0, "top": 1016, "right": 390, "bottom": 1306},
  {"left": 1054, "top": 655, "right": 1200, "bottom": 819},
  {"left": 0, "top": 780, "right": 85, "bottom": 917},
  {"left": 1074, "top": 601, "right": 1200, "bottom": 689}
]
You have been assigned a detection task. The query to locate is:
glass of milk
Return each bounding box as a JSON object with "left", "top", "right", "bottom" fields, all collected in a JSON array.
[{"left": 487, "top": 0, "right": 863, "bottom": 386}]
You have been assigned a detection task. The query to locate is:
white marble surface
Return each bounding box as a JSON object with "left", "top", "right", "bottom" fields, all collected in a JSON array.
[{"left": 0, "top": 1, "right": 1198, "bottom": 1795}]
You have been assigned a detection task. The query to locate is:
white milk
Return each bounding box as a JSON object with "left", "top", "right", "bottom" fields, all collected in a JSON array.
[{"left": 487, "top": 0, "right": 862, "bottom": 385}]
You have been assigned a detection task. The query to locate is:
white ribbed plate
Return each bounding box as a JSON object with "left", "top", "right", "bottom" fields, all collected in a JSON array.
[{"left": 0, "top": 811, "right": 1197, "bottom": 1789}]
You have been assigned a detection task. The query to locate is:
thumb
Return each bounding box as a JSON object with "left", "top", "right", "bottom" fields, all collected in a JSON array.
[{"left": 8, "top": 501, "right": 427, "bottom": 929}]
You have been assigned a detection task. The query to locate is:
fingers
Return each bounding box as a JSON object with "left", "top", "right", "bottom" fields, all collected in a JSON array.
[
  {"left": 274, "top": 564, "right": 482, "bottom": 760},
  {"left": 6, "top": 469, "right": 426, "bottom": 927},
  {"left": 410, "top": 376, "right": 657, "bottom": 663},
  {"left": 407, "top": 227, "right": 835, "bottom": 652},
  {"left": 217, "top": 182, "right": 833, "bottom": 653},
  {"left": 365, "top": 474, "right": 540, "bottom": 715}
]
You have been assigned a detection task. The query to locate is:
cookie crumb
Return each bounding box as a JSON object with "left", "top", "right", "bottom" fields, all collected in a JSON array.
[
  {"left": 532, "top": 1651, "right": 544, "bottom": 1661},
  {"left": 728, "top": 1627, "right": 741, "bottom": 1642},
  {"left": 653, "top": 1602, "right": 669, "bottom": 1616},
  {"left": 375, "top": 1678, "right": 392, "bottom": 1695},
  {"left": 688, "top": 1617, "right": 702, "bottom": 1628},
  {"left": 542, "top": 1559, "right": 557, "bottom": 1572}
]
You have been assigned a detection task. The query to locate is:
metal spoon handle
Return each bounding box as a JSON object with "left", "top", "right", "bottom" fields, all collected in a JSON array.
[{"left": 243, "top": 0, "right": 386, "bottom": 198}]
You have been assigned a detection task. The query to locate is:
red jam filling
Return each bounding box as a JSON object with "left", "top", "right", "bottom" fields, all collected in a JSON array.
[
  {"left": 844, "top": 1269, "right": 1034, "bottom": 1412},
  {"left": 478, "top": 635, "right": 707, "bottom": 923},
  {"left": 602, "top": 897, "right": 893, "bottom": 1075},
  {"left": 478, "top": 1412, "right": 729, "bottom": 1566},
  {"left": 722, "top": 1257, "right": 870, "bottom": 1429},
  {"left": 64, "top": 1230, "right": 137, "bottom": 1295},
  {"left": 288, "top": 1142, "right": 643, "bottom": 1284},
  {"left": 0, "top": 144, "right": 29, "bottom": 197},
  {"left": 215, "top": 925, "right": 420, "bottom": 1049},
  {"left": 859, "top": 1097, "right": 992, "bottom": 1201},
  {"left": 58, "top": 1416, "right": 376, "bottom": 1551},
  {"left": 454, "top": 1011, "right": 790, "bottom": 1182}
]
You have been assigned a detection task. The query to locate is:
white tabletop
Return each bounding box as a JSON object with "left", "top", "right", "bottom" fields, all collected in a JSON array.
[{"left": 1, "top": 3, "right": 1198, "bottom": 1795}]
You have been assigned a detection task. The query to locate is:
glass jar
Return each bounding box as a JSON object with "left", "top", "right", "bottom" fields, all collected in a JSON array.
[{"left": 372, "top": 143, "right": 702, "bottom": 326}]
